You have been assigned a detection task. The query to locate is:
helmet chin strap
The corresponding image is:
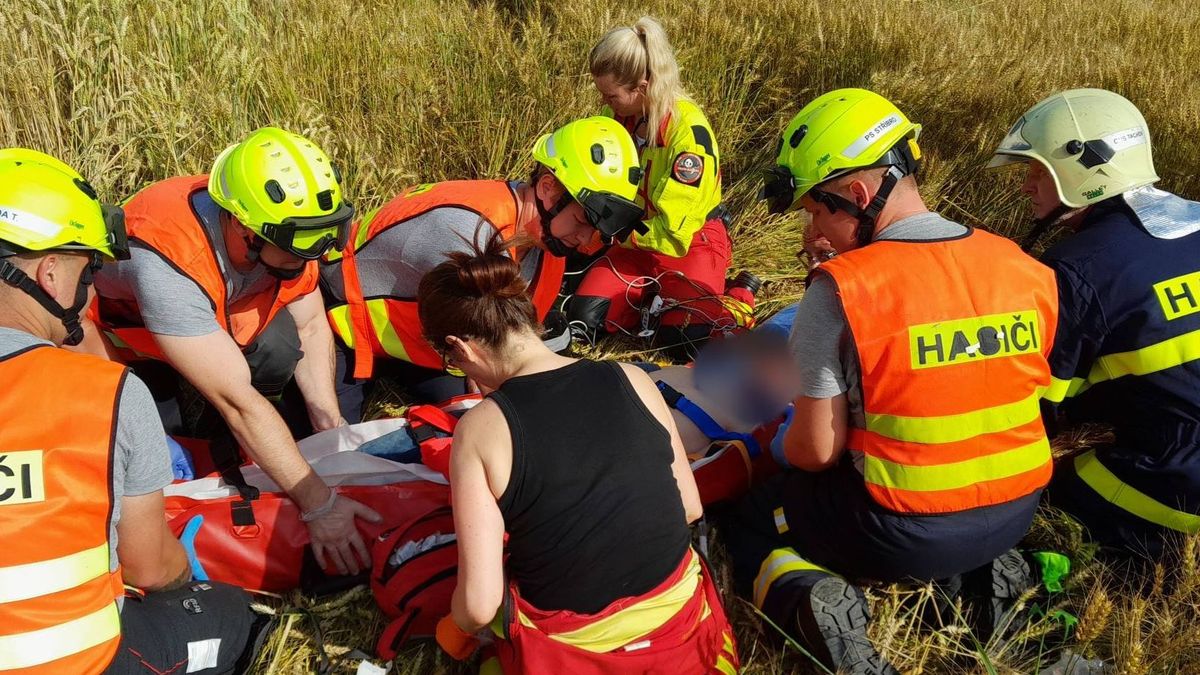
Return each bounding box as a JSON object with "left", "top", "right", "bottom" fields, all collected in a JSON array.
[
  {"left": 811, "top": 165, "right": 907, "bottom": 248},
  {"left": 243, "top": 231, "right": 304, "bottom": 281},
  {"left": 0, "top": 258, "right": 96, "bottom": 346},
  {"left": 1019, "top": 204, "right": 1086, "bottom": 253},
  {"left": 533, "top": 188, "right": 577, "bottom": 259}
]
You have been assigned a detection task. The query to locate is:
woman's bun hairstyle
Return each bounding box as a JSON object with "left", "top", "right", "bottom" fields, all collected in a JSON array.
[{"left": 417, "top": 224, "right": 538, "bottom": 354}]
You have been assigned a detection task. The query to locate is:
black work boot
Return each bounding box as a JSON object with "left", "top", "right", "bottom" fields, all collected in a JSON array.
[
  {"left": 796, "top": 576, "right": 899, "bottom": 675},
  {"left": 964, "top": 548, "right": 1036, "bottom": 640}
]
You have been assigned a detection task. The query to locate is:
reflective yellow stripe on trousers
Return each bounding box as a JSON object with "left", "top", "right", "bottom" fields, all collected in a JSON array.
[
  {"left": 0, "top": 542, "right": 110, "bottom": 603},
  {"left": 0, "top": 603, "right": 120, "bottom": 670},
  {"left": 1075, "top": 451, "right": 1200, "bottom": 534},
  {"left": 752, "top": 547, "right": 830, "bottom": 609}
]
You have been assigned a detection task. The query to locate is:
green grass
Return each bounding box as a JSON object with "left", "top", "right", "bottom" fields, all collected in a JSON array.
[{"left": 5, "top": 0, "right": 1200, "bottom": 671}]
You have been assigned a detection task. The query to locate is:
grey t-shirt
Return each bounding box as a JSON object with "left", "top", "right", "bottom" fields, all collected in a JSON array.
[
  {"left": 0, "top": 328, "right": 174, "bottom": 585},
  {"left": 789, "top": 212, "right": 970, "bottom": 426},
  {"left": 94, "top": 190, "right": 273, "bottom": 338},
  {"left": 321, "top": 183, "right": 543, "bottom": 303}
]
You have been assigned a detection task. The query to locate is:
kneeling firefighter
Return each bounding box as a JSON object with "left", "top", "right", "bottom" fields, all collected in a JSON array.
[
  {"left": 0, "top": 149, "right": 265, "bottom": 675},
  {"left": 725, "top": 89, "right": 1060, "bottom": 674},
  {"left": 990, "top": 88, "right": 1200, "bottom": 557},
  {"left": 321, "top": 116, "right": 646, "bottom": 415},
  {"left": 87, "top": 127, "right": 383, "bottom": 577}
]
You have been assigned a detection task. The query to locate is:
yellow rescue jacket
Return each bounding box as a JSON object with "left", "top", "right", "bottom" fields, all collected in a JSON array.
[{"left": 605, "top": 98, "right": 722, "bottom": 258}]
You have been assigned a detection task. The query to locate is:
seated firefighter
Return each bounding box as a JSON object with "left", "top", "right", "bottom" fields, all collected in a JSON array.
[
  {"left": 320, "top": 116, "right": 645, "bottom": 416},
  {"left": 87, "top": 127, "right": 382, "bottom": 576},
  {"left": 725, "top": 89, "right": 1060, "bottom": 673},
  {"left": 0, "top": 149, "right": 264, "bottom": 675},
  {"left": 990, "top": 88, "right": 1200, "bottom": 557},
  {"left": 419, "top": 233, "right": 739, "bottom": 674}
]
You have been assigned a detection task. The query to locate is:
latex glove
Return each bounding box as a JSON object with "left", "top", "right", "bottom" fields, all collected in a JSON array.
[
  {"left": 166, "top": 436, "right": 195, "bottom": 481},
  {"left": 305, "top": 493, "right": 382, "bottom": 575},
  {"left": 436, "top": 614, "right": 480, "bottom": 661},
  {"left": 770, "top": 404, "right": 796, "bottom": 467}
]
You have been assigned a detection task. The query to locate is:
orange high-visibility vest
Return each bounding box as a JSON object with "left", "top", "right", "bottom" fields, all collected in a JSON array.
[
  {"left": 0, "top": 346, "right": 127, "bottom": 674},
  {"left": 95, "top": 175, "right": 319, "bottom": 361},
  {"left": 326, "top": 181, "right": 566, "bottom": 378},
  {"left": 818, "top": 228, "right": 1059, "bottom": 514}
]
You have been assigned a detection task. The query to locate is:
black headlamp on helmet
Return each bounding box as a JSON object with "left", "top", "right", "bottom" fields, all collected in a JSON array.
[
  {"left": 760, "top": 166, "right": 798, "bottom": 215},
  {"left": 101, "top": 203, "right": 131, "bottom": 261},
  {"left": 576, "top": 188, "right": 647, "bottom": 243}
]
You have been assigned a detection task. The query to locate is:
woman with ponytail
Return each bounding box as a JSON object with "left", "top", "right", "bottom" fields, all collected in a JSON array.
[
  {"left": 421, "top": 232, "right": 738, "bottom": 674},
  {"left": 567, "top": 16, "right": 757, "bottom": 357}
]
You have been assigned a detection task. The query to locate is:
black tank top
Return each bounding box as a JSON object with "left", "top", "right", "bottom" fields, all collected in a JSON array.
[{"left": 491, "top": 359, "right": 691, "bottom": 614}]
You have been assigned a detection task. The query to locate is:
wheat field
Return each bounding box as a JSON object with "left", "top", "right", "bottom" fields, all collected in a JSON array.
[{"left": 5, "top": 0, "right": 1200, "bottom": 672}]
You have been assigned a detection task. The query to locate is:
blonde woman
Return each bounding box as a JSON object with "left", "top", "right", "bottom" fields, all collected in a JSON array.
[{"left": 567, "top": 16, "right": 757, "bottom": 357}]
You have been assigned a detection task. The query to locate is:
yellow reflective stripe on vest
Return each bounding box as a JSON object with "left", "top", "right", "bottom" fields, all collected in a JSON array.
[
  {"left": 1044, "top": 375, "right": 1088, "bottom": 404},
  {"left": 0, "top": 602, "right": 119, "bottom": 670},
  {"left": 327, "top": 305, "right": 357, "bottom": 349},
  {"left": 752, "top": 547, "right": 830, "bottom": 609},
  {"left": 865, "top": 391, "right": 1042, "bottom": 444},
  {"left": 366, "top": 299, "right": 410, "bottom": 362},
  {"left": 1075, "top": 451, "right": 1200, "bottom": 534},
  {"left": 1087, "top": 328, "right": 1200, "bottom": 388},
  {"left": 516, "top": 551, "right": 701, "bottom": 653},
  {"left": 864, "top": 437, "right": 1051, "bottom": 493},
  {"left": 0, "top": 542, "right": 110, "bottom": 603}
]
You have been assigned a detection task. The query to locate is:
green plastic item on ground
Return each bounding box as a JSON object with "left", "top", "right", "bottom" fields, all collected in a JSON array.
[{"left": 1032, "top": 551, "right": 1072, "bottom": 593}]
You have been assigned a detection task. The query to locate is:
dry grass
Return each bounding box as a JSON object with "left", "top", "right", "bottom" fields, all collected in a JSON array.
[{"left": 5, "top": 0, "right": 1200, "bottom": 672}]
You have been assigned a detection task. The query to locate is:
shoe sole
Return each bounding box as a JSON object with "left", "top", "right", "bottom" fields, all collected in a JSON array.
[
  {"left": 808, "top": 576, "right": 899, "bottom": 675},
  {"left": 983, "top": 549, "right": 1034, "bottom": 637}
]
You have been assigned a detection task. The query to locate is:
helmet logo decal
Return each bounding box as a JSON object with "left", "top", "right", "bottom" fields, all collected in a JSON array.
[
  {"left": 0, "top": 207, "right": 63, "bottom": 238},
  {"left": 1104, "top": 126, "right": 1148, "bottom": 152},
  {"left": 1082, "top": 186, "right": 1107, "bottom": 200},
  {"left": 672, "top": 153, "right": 703, "bottom": 185},
  {"left": 843, "top": 113, "right": 903, "bottom": 159}
]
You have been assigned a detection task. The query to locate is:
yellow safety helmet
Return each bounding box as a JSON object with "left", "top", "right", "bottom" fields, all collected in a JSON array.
[
  {"left": 761, "top": 88, "right": 921, "bottom": 216},
  {"left": 209, "top": 127, "right": 354, "bottom": 259},
  {"left": 531, "top": 116, "right": 645, "bottom": 243},
  {"left": 0, "top": 148, "right": 128, "bottom": 260},
  {"left": 988, "top": 88, "right": 1158, "bottom": 208},
  {"left": 0, "top": 149, "right": 129, "bottom": 346}
]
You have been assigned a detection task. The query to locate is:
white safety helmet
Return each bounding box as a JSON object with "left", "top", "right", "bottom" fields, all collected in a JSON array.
[{"left": 988, "top": 88, "right": 1158, "bottom": 208}]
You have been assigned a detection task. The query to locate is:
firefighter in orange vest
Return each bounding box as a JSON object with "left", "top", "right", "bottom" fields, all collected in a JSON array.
[
  {"left": 86, "top": 127, "right": 383, "bottom": 576},
  {"left": 0, "top": 149, "right": 264, "bottom": 674},
  {"left": 321, "top": 116, "right": 645, "bottom": 416},
  {"left": 724, "top": 89, "right": 1060, "bottom": 674},
  {"left": 416, "top": 232, "right": 738, "bottom": 674}
]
